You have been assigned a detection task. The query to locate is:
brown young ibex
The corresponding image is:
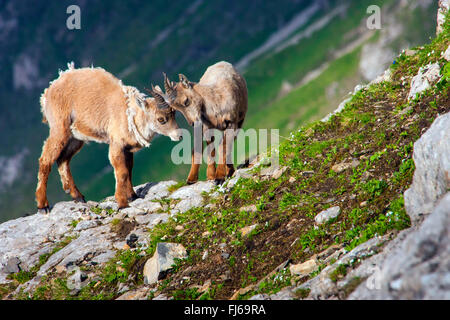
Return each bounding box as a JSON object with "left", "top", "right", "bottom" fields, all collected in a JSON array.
[
  {"left": 162, "top": 61, "right": 248, "bottom": 184},
  {"left": 36, "top": 62, "right": 182, "bottom": 212}
]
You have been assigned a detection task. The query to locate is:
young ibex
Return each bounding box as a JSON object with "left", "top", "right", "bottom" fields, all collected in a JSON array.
[
  {"left": 162, "top": 61, "right": 248, "bottom": 184},
  {"left": 37, "top": 62, "right": 182, "bottom": 212}
]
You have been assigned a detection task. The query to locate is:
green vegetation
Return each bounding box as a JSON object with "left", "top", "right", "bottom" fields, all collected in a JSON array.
[{"left": 2, "top": 4, "right": 448, "bottom": 302}]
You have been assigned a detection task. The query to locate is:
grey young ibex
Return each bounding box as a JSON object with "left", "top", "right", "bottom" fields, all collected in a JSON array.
[
  {"left": 37, "top": 62, "right": 182, "bottom": 212},
  {"left": 162, "top": 61, "right": 248, "bottom": 184}
]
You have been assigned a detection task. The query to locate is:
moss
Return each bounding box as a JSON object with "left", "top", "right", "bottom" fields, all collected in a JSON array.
[{"left": 294, "top": 287, "right": 311, "bottom": 299}]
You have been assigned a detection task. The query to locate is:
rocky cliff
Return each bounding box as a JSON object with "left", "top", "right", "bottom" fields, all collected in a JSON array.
[{"left": 0, "top": 5, "right": 449, "bottom": 300}]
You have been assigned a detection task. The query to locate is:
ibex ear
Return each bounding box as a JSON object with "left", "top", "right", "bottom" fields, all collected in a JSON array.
[
  {"left": 179, "top": 74, "right": 192, "bottom": 89},
  {"left": 135, "top": 96, "right": 147, "bottom": 110}
]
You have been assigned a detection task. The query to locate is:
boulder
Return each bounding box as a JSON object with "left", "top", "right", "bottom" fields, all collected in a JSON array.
[
  {"left": 315, "top": 206, "right": 341, "bottom": 225},
  {"left": 66, "top": 268, "right": 89, "bottom": 291},
  {"left": 289, "top": 259, "right": 317, "bottom": 276},
  {"left": 404, "top": 113, "right": 450, "bottom": 224},
  {"left": 408, "top": 63, "right": 441, "bottom": 101},
  {"left": 143, "top": 242, "right": 187, "bottom": 285},
  {"left": 437, "top": 0, "right": 449, "bottom": 35},
  {"left": 135, "top": 180, "right": 177, "bottom": 200},
  {"left": 169, "top": 181, "right": 214, "bottom": 213},
  {"left": 349, "top": 192, "right": 450, "bottom": 300},
  {"left": 443, "top": 45, "right": 450, "bottom": 61},
  {"left": 239, "top": 224, "right": 258, "bottom": 237}
]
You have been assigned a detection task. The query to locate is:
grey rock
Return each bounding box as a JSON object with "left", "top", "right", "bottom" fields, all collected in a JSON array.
[
  {"left": 91, "top": 250, "right": 115, "bottom": 265},
  {"left": 129, "top": 199, "right": 162, "bottom": 213},
  {"left": 221, "top": 252, "right": 230, "bottom": 259},
  {"left": 437, "top": 0, "right": 449, "bottom": 35},
  {"left": 116, "top": 287, "right": 149, "bottom": 300},
  {"left": 134, "top": 213, "right": 169, "bottom": 227},
  {"left": 119, "top": 206, "right": 146, "bottom": 216},
  {"left": 36, "top": 225, "right": 114, "bottom": 278},
  {"left": 220, "top": 167, "right": 253, "bottom": 191},
  {"left": 444, "top": 44, "right": 450, "bottom": 61},
  {"left": 66, "top": 268, "right": 89, "bottom": 290},
  {"left": 408, "top": 63, "right": 441, "bottom": 101},
  {"left": 249, "top": 293, "right": 270, "bottom": 300},
  {"left": 143, "top": 242, "right": 187, "bottom": 285},
  {"left": 0, "top": 201, "right": 90, "bottom": 284},
  {"left": 98, "top": 201, "right": 118, "bottom": 211},
  {"left": 169, "top": 181, "right": 214, "bottom": 213},
  {"left": 349, "top": 192, "right": 450, "bottom": 300},
  {"left": 152, "top": 294, "right": 170, "bottom": 300},
  {"left": 135, "top": 180, "right": 177, "bottom": 200},
  {"left": 404, "top": 112, "right": 450, "bottom": 224},
  {"left": 74, "top": 220, "right": 99, "bottom": 231},
  {"left": 3, "top": 257, "right": 21, "bottom": 274},
  {"left": 315, "top": 206, "right": 341, "bottom": 225}
]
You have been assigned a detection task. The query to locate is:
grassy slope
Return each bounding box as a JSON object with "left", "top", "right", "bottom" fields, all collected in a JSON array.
[{"left": 3, "top": 15, "right": 448, "bottom": 300}]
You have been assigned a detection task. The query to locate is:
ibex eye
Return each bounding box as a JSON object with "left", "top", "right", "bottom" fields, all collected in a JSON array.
[
  {"left": 184, "top": 98, "right": 190, "bottom": 106},
  {"left": 158, "top": 117, "right": 166, "bottom": 124}
]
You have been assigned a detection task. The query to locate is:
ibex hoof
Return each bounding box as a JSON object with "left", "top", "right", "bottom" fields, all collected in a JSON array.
[
  {"left": 186, "top": 180, "right": 197, "bottom": 185},
  {"left": 38, "top": 206, "right": 51, "bottom": 214},
  {"left": 214, "top": 178, "right": 225, "bottom": 185},
  {"left": 73, "top": 196, "right": 86, "bottom": 203}
]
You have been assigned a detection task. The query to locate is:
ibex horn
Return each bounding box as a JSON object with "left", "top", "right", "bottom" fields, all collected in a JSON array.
[
  {"left": 145, "top": 85, "right": 169, "bottom": 109},
  {"left": 163, "top": 73, "right": 176, "bottom": 101}
]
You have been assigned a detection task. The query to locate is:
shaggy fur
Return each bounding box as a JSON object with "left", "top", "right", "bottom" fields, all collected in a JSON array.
[{"left": 36, "top": 63, "right": 182, "bottom": 211}]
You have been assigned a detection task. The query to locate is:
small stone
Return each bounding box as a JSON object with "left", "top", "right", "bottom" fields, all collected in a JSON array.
[
  {"left": 55, "top": 265, "right": 67, "bottom": 274},
  {"left": 301, "top": 171, "right": 315, "bottom": 177},
  {"left": 360, "top": 201, "right": 368, "bottom": 207},
  {"left": 202, "top": 250, "right": 208, "bottom": 260},
  {"left": 404, "top": 49, "right": 416, "bottom": 56},
  {"left": 289, "top": 259, "right": 317, "bottom": 276},
  {"left": 202, "top": 231, "right": 211, "bottom": 238},
  {"left": 116, "top": 287, "right": 149, "bottom": 300},
  {"left": 175, "top": 225, "right": 184, "bottom": 231},
  {"left": 331, "top": 160, "right": 360, "bottom": 173},
  {"left": 239, "top": 224, "right": 258, "bottom": 237},
  {"left": 272, "top": 166, "right": 287, "bottom": 179},
  {"left": 289, "top": 177, "right": 296, "bottom": 183},
  {"left": 444, "top": 45, "right": 450, "bottom": 61},
  {"left": 143, "top": 242, "right": 187, "bottom": 285},
  {"left": 66, "top": 268, "right": 89, "bottom": 290},
  {"left": 239, "top": 204, "right": 257, "bottom": 213},
  {"left": 408, "top": 63, "right": 441, "bottom": 101},
  {"left": 126, "top": 233, "right": 139, "bottom": 248},
  {"left": 230, "top": 285, "right": 255, "bottom": 300},
  {"left": 74, "top": 220, "right": 99, "bottom": 231},
  {"left": 315, "top": 206, "right": 341, "bottom": 225},
  {"left": 3, "top": 257, "right": 21, "bottom": 274},
  {"left": 221, "top": 252, "right": 230, "bottom": 259}
]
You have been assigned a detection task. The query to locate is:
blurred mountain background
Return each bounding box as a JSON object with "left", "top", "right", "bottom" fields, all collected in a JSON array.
[{"left": 0, "top": 0, "right": 438, "bottom": 222}]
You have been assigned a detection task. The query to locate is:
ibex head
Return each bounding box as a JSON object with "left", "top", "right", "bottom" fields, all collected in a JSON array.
[
  {"left": 162, "top": 73, "right": 203, "bottom": 126},
  {"left": 144, "top": 85, "right": 183, "bottom": 141}
]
